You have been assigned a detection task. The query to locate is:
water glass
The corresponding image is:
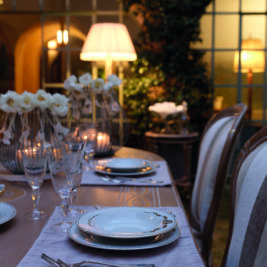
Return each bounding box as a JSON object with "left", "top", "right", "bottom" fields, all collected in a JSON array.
[{"left": 22, "top": 146, "right": 47, "bottom": 220}]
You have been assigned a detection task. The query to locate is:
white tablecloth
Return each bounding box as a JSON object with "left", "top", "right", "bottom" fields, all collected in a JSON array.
[{"left": 18, "top": 206, "right": 204, "bottom": 267}]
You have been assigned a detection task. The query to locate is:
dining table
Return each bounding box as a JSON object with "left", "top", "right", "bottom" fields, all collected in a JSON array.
[{"left": 0, "top": 146, "right": 204, "bottom": 267}]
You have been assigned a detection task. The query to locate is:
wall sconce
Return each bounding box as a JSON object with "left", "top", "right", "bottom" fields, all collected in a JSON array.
[
  {"left": 233, "top": 37, "right": 265, "bottom": 119},
  {"left": 80, "top": 23, "right": 137, "bottom": 78},
  {"left": 57, "top": 29, "right": 68, "bottom": 45}
]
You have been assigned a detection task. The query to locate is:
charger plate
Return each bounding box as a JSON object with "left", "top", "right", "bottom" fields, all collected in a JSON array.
[
  {"left": 68, "top": 224, "right": 181, "bottom": 250},
  {"left": 77, "top": 207, "right": 176, "bottom": 239}
]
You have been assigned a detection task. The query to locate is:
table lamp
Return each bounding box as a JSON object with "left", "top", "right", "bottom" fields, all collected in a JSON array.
[
  {"left": 233, "top": 37, "right": 265, "bottom": 119},
  {"left": 80, "top": 23, "right": 137, "bottom": 78}
]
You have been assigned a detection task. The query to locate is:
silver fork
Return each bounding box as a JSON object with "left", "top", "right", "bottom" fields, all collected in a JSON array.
[
  {"left": 41, "top": 253, "right": 155, "bottom": 267},
  {"left": 57, "top": 258, "right": 155, "bottom": 267}
]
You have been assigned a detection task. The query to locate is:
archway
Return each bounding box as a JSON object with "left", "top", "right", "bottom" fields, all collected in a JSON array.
[{"left": 15, "top": 22, "right": 86, "bottom": 94}]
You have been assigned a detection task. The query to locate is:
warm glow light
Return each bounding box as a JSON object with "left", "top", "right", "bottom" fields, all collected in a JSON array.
[
  {"left": 233, "top": 37, "right": 265, "bottom": 73},
  {"left": 80, "top": 23, "right": 137, "bottom": 77},
  {"left": 63, "top": 30, "right": 68, "bottom": 44},
  {"left": 57, "top": 30, "right": 68, "bottom": 45},
  {"left": 48, "top": 39, "right": 57, "bottom": 49},
  {"left": 57, "top": 30, "right": 63, "bottom": 44}
]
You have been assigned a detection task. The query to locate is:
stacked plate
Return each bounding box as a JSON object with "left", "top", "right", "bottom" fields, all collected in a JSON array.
[
  {"left": 94, "top": 158, "right": 156, "bottom": 176},
  {"left": 68, "top": 207, "right": 181, "bottom": 250}
]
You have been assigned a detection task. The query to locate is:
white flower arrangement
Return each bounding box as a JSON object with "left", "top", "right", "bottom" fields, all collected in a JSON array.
[
  {"left": 0, "top": 90, "right": 69, "bottom": 116},
  {"left": 148, "top": 101, "right": 186, "bottom": 120},
  {"left": 63, "top": 72, "right": 122, "bottom": 118},
  {"left": 0, "top": 90, "right": 69, "bottom": 145},
  {"left": 63, "top": 72, "right": 121, "bottom": 94}
]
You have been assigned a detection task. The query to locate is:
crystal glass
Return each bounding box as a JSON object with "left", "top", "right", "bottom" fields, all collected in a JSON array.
[
  {"left": 48, "top": 146, "right": 71, "bottom": 232},
  {"left": 21, "top": 146, "right": 47, "bottom": 220},
  {"left": 63, "top": 141, "right": 85, "bottom": 216},
  {"left": 80, "top": 125, "right": 97, "bottom": 170}
]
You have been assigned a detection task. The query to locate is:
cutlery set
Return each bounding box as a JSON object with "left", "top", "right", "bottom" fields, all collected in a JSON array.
[{"left": 41, "top": 253, "right": 155, "bottom": 267}]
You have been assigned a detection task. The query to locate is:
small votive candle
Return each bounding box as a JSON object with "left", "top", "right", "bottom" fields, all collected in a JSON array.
[{"left": 96, "top": 132, "right": 111, "bottom": 153}]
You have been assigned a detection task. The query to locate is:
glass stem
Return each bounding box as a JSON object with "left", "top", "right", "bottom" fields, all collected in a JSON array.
[
  {"left": 31, "top": 187, "right": 40, "bottom": 215},
  {"left": 61, "top": 196, "right": 69, "bottom": 218}
]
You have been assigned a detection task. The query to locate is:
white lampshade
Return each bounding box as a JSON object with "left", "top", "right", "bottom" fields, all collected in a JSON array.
[
  {"left": 233, "top": 37, "right": 265, "bottom": 73},
  {"left": 80, "top": 23, "right": 137, "bottom": 62}
]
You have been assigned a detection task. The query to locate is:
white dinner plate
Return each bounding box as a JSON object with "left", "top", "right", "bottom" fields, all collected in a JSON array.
[
  {"left": 68, "top": 224, "right": 181, "bottom": 250},
  {"left": 0, "top": 202, "right": 16, "bottom": 225},
  {"left": 77, "top": 207, "right": 176, "bottom": 239},
  {"left": 94, "top": 158, "right": 156, "bottom": 176},
  {"left": 105, "top": 158, "right": 151, "bottom": 172}
]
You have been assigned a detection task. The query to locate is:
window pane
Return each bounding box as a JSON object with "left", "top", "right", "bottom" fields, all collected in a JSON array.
[
  {"left": 214, "top": 52, "right": 237, "bottom": 84},
  {"left": 193, "top": 15, "right": 212, "bottom": 49},
  {"left": 216, "top": 0, "right": 239, "bottom": 12},
  {"left": 69, "top": 16, "right": 90, "bottom": 47},
  {"left": 242, "top": 0, "right": 266, "bottom": 13},
  {"left": 241, "top": 86, "right": 264, "bottom": 120},
  {"left": 70, "top": 51, "right": 91, "bottom": 77},
  {"left": 242, "top": 15, "right": 266, "bottom": 44},
  {"left": 0, "top": 0, "right": 13, "bottom": 11},
  {"left": 215, "top": 15, "right": 239, "bottom": 49},
  {"left": 43, "top": 16, "right": 63, "bottom": 48},
  {"left": 43, "top": 0, "right": 66, "bottom": 11},
  {"left": 214, "top": 87, "right": 237, "bottom": 108},
  {"left": 70, "top": 0, "right": 93, "bottom": 12},
  {"left": 206, "top": 2, "right": 213, "bottom": 12},
  {"left": 16, "top": 0, "right": 40, "bottom": 11},
  {"left": 97, "top": 0, "right": 119, "bottom": 11}
]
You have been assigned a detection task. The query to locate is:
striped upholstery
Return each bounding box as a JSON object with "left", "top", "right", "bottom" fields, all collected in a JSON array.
[
  {"left": 189, "top": 104, "right": 247, "bottom": 266},
  {"left": 222, "top": 126, "right": 267, "bottom": 267},
  {"left": 191, "top": 117, "right": 234, "bottom": 230}
]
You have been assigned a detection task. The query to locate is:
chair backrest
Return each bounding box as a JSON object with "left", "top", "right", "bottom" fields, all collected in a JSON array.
[
  {"left": 190, "top": 103, "right": 247, "bottom": 265},
  {"left": 222, "top": 126, "right": 267, "bottom": 267}
]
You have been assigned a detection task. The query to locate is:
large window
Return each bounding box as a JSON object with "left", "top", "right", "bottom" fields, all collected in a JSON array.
[
  {"left": 193, "top": 0, "right": 267, "bottom": 124},
  {"left": 0, "top": 0, "right": 137, "bottom": 94},
  {"left": 1, "top": 0, "right": 267, "bottom": 125}
]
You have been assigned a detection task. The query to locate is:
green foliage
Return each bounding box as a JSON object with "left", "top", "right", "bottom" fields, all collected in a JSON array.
[{"left": 121, "top": 0, "right": 213, "bottom": 137}]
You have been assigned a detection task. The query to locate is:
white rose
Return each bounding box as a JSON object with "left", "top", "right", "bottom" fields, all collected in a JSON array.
[
  {"left": 0, "top": 91, "right": 20, "bottom": 113},
  {"left": 107, "top": 74, "right": 121, "bottom": 86},
  {"left": 79, "top": 73, "right": 92, "bottom": 86},
  {"left": 92, "top": 78, "right": 105, "bottom": 92},
  {"left": 19, "top": 91, "right": 36, "bottom": 113},
  {"left": 48, "top": 93, "right": 69, "bottom": 117},
  {"left": 104, "top": 82, "right": 113, "bottom": 91},
  {"left": 35, "top": 89, "right": 51, "bottom": 110},
  {"left": 63, "top": 75, "right": 77, "bottom": 90}
]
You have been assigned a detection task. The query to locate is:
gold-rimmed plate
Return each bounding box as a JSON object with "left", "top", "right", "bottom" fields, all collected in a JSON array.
[
  {"left": 94, "top": 159, "right": 156, "bottom": 176},
  {"left": 77, "top": 207, "right": 176, "bottom": 239},
  {"left": 68, "top": 224, "right": 181, "bottom": 250}
]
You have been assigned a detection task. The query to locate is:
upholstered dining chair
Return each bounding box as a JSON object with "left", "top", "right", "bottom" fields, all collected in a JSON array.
[
  {"left": 189, "top": 103, "right": 247, "bottom": 266},
  {"left": 221, "top": 125, "right": 267, "bottom": 267}
]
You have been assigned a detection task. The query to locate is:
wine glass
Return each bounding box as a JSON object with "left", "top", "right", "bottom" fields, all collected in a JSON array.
[
  {"left": 48, "top": 141, "right": 84, "bottom": 231},
  {"left": 63, "top": 142, "right": 85, "bottom": 216},
  {"left": 48, "top": 146, "right": 73, "bottom": 232},
  {"left": 21, "top": 145, "right": 48, "bottom": 220},
  {"left": 80, "top": 125, "right": 97, "bottom": 170}
]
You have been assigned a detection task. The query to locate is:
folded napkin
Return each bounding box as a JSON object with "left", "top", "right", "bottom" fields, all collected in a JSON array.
[
  {"left": 17, "top": 206, "right": 204, "bottom": 267},
  {"left": 81, "top": 161, "right": 172, "bottom": 186}
]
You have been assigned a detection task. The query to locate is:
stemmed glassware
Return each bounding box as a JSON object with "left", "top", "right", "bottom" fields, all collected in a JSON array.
[
  {"left": 21, "top": 145, "right": 48, "bottom": 220},
  {"left": 19, "top": 108, "right": 48, "bottom": 220},
  {"left": 48, "top": 145, "right": 72, "bottom": 232},
  {"left": 80, "top": 124, "right": 97, "bottom": 171},
  {"left": 48, "top": 131, "right": 84, "bottom": 231}
]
